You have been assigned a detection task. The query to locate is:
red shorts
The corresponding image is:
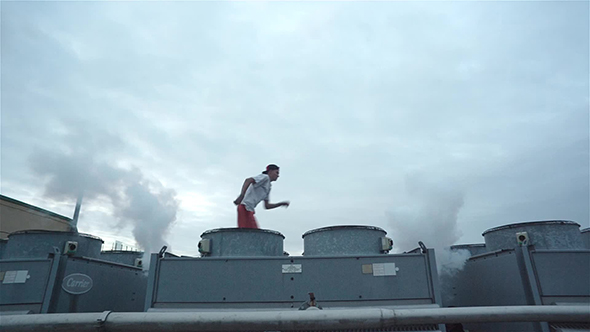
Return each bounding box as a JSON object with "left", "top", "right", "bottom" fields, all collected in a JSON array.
[{"left": 237, "top": 204, "right": 259, "bottom": 229}]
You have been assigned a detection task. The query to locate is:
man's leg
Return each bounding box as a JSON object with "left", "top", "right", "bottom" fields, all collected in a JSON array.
[
  {"left": 247, "top": 211, "right": 259, "bottom": 229},
  {"left": 237, "top": 205, "right": 259, "bottom": 229}
]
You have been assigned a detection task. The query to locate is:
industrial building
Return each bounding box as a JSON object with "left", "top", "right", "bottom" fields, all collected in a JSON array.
[{"left": 0, "top": 195, "right": 75, "bottom": 240}]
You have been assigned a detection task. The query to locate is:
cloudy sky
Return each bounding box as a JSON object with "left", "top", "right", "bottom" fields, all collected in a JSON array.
[{"left": 2, "top": 1, "right": 588, "bottom": 258}]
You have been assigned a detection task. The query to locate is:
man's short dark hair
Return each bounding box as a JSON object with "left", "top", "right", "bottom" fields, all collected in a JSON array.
[{"left": 262, "top": 164, "right": 279, "bottom": 174}]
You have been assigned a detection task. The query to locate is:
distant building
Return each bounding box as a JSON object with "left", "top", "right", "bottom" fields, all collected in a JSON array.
[{"left": 0, "top": 194, "right": 75, "bottom": 239}]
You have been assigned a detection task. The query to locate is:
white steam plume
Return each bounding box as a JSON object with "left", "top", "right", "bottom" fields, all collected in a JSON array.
[
  {"left": 30, "top": 130, "right": 179, "bottom": 269},
  {"left": 387, "top": 173, "right": 471, "bottom": 275}
]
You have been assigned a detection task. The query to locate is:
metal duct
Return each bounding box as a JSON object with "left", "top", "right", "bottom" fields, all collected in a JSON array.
[
  {"left": 4, "top": 230, "right": 104, "bottom": 259},
  {"left": 302, "top": 225, "right": 388, "bottom": 256},
  {"left": 482, "top": 220, "right": 584, "bottom": 252},
  {"left": 199, "top": 228, "right": 285, "bottom": 257}
]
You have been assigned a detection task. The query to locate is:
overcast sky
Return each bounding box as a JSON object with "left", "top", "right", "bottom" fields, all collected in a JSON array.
[{"left": 2, "top": 1, "right": 588, "bottom": 258}]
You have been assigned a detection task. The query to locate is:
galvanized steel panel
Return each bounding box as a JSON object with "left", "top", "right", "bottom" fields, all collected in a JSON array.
[
  {"left": 448, "top": 250, "right": 529, "bottom": 307},
  {"left": 200, "top": 228, "right": 285, "bottom": 257},
  {"left": 0, "top": 259, "right": 52, "bottom": 305},
  {"left": 302, "top": 226, "right": 387, "bottom": 256},
  {"left": 483, "top": 220, "right": 584, "bottom": 251},
  {"left": 51, "top": 257, "right": 147, "bottom": 313},
  {"left": 291, "top": 256, "right": 431, "bottom": 301},
  {"left": 445, "top": 250, "right": 547, "bottom": 332},
  {"left": 153, "top": 254, "right": 433, "bottom": 307},
  {"left": 532, "top": 251, "right": 590, "bottom": 297},
  {"left": 4, "top": 231, "right": 103, "bottom": 259}
]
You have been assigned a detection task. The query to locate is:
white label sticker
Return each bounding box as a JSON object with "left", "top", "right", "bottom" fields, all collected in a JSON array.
[
  {"left": 2, "top": 270, "right": 29, "bottom": 284},
  {"left": 282, "top": 264, "right": 302, "bottom": 273},
  {"left": 14, "top": 271, "right": 29, "bottom": 283},
  {"left": 372, "top": 263, "right": 399, "bottom": 276},
  {"left": 3, "top": 271, "right": 16, "bottom": 284}
]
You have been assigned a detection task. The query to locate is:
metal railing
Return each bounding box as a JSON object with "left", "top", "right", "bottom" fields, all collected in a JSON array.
[{"left": 1, "top": 305, "right": 588, "bottom": 332}]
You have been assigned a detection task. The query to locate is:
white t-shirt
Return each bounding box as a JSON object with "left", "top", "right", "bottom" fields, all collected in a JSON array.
[{"left": 241, "top": 173, "right": 271, "bottom": 212}]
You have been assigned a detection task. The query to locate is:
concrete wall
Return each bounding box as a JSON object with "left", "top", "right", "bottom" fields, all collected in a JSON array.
[{"left": 0, "top": 195, "right": 74, "bottom": 240}]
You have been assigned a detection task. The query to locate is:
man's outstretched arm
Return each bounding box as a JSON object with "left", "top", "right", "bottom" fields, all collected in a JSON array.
[
  {"left": 264, "top": 200, "right": 290, "bottom": 210},
  {"left": 233, "top": 178, "right": 255, "bottom": 205}
]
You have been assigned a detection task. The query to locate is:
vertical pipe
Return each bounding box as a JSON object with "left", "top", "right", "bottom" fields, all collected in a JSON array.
[{"left": 72, "top": 194, "right": 83, "bottom": 230}]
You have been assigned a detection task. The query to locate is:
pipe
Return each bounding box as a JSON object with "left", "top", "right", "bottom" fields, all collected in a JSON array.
[
  {"left": 1, "top": 305, "right": 588, "bottom": 332},
  {"left": 72, "top": 193, "right": 83, "bottom": 230}
]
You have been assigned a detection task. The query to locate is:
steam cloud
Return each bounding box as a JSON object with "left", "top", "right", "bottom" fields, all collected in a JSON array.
[
  {"left": 30, "top": 128, "right": 179, "bottom": 268},
  {"left": 387, "top": 173, "right": 471, "bottom": 275}
]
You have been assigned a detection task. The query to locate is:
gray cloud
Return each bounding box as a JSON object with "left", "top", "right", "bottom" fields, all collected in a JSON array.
[{"left": 2, "top": 1, "right": 588, "bottom": 256}]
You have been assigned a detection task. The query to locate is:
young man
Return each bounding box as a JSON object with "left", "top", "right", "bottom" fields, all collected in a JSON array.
[{"left": 233, "top": 164, "right": 290, "bottom": 229}]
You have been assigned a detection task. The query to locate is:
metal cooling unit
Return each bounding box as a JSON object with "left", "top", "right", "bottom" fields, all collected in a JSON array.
[
  {"left": 145, "top": 225, "right": 446, "bottom": 331},
  {"left": 0, "top": 230, "right": 147, "bottom": 314},
  {"left": 442, "top": 220, "right": 590, "bottom": 332}
]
